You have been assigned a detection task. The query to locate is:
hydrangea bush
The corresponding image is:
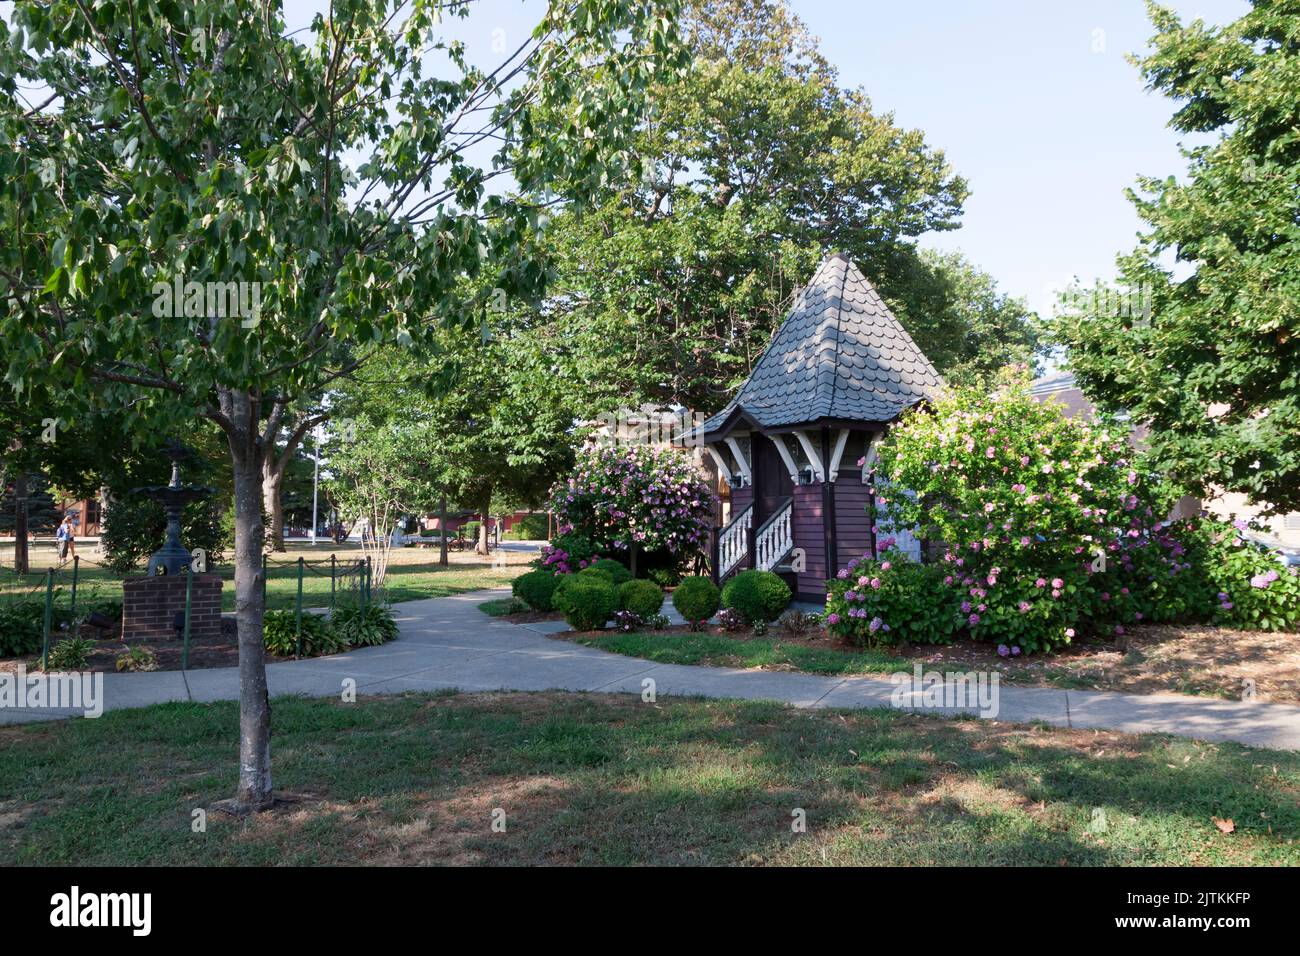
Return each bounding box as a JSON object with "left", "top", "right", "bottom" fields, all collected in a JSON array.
[
  {"left": 872, "top": 369, "right": 1170, "bottom": 651},
  {"left": 1206, "top": 522, "right": 1300, "bottom": 631},
  {"left": 548, "top": 445, "right": 716, "bottom": 558},
  {"left": 826, "top": 369, "right": 1298, "bottom": 651},
  {"left": 825, "top": 550, "right": 960, "bottom": 647}
]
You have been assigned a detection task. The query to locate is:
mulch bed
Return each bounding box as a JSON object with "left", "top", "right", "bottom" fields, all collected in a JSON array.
[{"left": 0, "top": 617, "right": 312, "bottom": 675}]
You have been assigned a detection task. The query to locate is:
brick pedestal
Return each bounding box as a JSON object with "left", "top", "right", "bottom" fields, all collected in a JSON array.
[{"left": 122, "top": 574, "right": 223, "bottom": 641}]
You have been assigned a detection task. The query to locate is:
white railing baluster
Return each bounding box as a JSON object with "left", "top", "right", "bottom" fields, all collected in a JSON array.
[
  {"left": 755, "top": 498, "right": 793, "bottom": 571},
  {"left": 718, "top": 504, "right": 752, "bottom": 579}
]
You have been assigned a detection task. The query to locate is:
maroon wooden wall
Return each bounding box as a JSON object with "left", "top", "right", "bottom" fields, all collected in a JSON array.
[
  {"left": 730, "top": 486, "right": 753, "bottom": 519},
  {"left": 791, "top": 485, "right": 826, "bottom": 598},
  {"left": 834, "top": 482, "right": 874, "bottom": 570}
]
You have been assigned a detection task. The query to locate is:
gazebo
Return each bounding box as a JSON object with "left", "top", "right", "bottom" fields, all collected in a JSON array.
[{"left": 698, "top": 252, "right": 944, "bottom": 601}]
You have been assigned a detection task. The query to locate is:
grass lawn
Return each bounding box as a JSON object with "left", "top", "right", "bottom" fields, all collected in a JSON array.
[
  {"left": 0, "top": 542, "right": 531, "bottom": 613},
  {"left": 576, "top": 630, "right": 901, "bottom": 676},
  {"left": 563, "top": 622, "right": 1300, "bottom": 704},
  {"left": 1, "top": 691, "right": 1296, "bottom": 866}
]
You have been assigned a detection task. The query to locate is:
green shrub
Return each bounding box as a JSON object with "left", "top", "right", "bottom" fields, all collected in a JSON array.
[
  {"left": 577, "top": 566, "right": 616, "bottom": 586},
  {"left": 552, "top": 573, "right": 576, "bottom": 612},
  {"left": 878, "top": 367, "right": 1171, "bottom": 652},
  {"left": 778, "top": 609, "right": 822, "bottom": 637},
  {"left": 504, "top": 513, "right": 550, "bottom": 540},
  {"left": 115, "top": 645, "right": 159, "bottom": 672},
  {"left": 263, "top": 610, "right": 348, "bottom": 657},
  {"left": 646, "top": 565, "right": 684, "bottom": 589},
  {"left": 45, "top": 636, "right": 96, "bottom": 670},
  {"left": 512, "top": 570, "right": 560, "bottom": 612},
  {"left": 825, "top": 553, "right": 962, "bottom": 647},
  {"left": 331, "top": 601, "right": 399, "bottom": 647},
  {"left": 618, "top": 579, "right": 664, "bottom": 618},
  {"left": 672, "top": 576, "right": 720, "bottom": 627},
  {"left": 590, "top": 558, "right": 633, "bottom": 586},
  {"left": 1207, "top": 527, "right": 1300, "bottom": 631},
  {"left": 721, "top": 569, "right": 791, "bottom": 624},
  {"left": 559, "top": 578, "right": 618, "bottom": 631},
  {"left": 536, "top": 532, "right": 602, "bottom": 574},
  {"left": 0, "top": 597, "right": 73, "bottom": 657}
]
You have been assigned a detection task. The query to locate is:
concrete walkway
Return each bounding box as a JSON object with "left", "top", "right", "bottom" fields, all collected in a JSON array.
[{"left": 5, "top": 588, "right": 1300, "bottom": 750}]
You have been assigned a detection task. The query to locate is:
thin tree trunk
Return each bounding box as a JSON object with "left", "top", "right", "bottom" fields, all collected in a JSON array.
[
  {"left": 438, "top": 494, "right": 448, "bottom": 567},
  {"left": 228, "top": 390, "right": 273, "bottom": 811},
  {"left": 13, "top": 472, "right": 28, "bottom": 575},
  {"left": 476, "top": 493, "right": 491, "bottom": 556},
  {"left": 262, "top": 458, "right": 286, "bottom": 552}
]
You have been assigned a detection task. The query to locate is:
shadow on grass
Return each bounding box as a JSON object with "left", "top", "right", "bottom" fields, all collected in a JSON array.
[{"left": 1, "top": 692, "right": 1296, "bottom": 866}]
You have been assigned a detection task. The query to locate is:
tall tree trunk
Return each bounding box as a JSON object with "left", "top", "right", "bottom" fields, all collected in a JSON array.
[
  {"left": 438, "top": 494, "right": 448, "bottom": 567},
  {"left": 228, "top": 389, "right": 273, "bottom": 811},
  {"left": 262, "top": 458, "right": 286, "bottom": 552},
  {"left": 13, "top": 472, "right": 28, "bottom": 575},
  {"left": 476, "top": 492, "right": 492, "bottom": 556}
]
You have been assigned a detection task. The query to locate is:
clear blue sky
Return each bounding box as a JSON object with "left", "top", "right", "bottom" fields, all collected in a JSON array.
[
  {"left": 792, "top": 0, "right": 1250, "bottom": 316},
  {"left": 242, "top": 1, "right": 1255, "bottom": 315}
]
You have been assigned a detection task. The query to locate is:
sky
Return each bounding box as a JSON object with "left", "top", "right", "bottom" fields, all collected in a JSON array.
[{"left": 284, "top": 0, "right": 1250, "bottom": 318}]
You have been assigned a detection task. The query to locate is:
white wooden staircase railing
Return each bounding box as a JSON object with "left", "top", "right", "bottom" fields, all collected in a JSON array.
[
  {"left": 716, "top": 503, "right": 752, "bottom": 580},
  {"left": 754, "top": 497, "right": 794, "bottom": 571}
]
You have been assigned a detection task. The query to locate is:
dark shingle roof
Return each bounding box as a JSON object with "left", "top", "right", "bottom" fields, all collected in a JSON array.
[{"left": 701, "top": 253, "right": 944, "bottom": 435}]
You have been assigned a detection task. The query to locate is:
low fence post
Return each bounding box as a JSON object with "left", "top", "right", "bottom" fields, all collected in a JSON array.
[
  {"left": 40, "top": 569, "right": 54, "bottom": 670},
  {"left": 330, "top": 553, "right": 337, "bottom": 609},
  {"left": 182, "top": 564, "right": 194, "bottom": 670},
  {"left": 295, "top": 556, "right": 305, "bottom": 659},
  {"left": 70, "top": 555, "right": 80, "bottom": 616}
]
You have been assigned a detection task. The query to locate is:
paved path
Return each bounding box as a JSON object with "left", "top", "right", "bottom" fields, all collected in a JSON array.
[{"left": 5, "top": 588, "right": 1300, "bottom": 750}]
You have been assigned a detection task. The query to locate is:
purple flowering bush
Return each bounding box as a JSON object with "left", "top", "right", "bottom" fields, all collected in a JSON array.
[
  {"left": 536, "top": 532, "right": 602, "bottom": 575},
  {"left": 548, "top": 445, "right": 716, "bottom": 560},
  {"left": 875, "top": 369, "right": 1168, "bottom": 652},
  {"left": 1206, "top": 524, "right": 1300, "bottom": 631},
  {"left": 825, "top": 551, "right": 961, "bottom": 647}
]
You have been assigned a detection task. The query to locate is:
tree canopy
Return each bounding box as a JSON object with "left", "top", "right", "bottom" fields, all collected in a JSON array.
[
  {"left": 1053, "top": 0, "right": 1300, "bottom": 515},
  {"left": 525, "top": 0, "right": 1041, "bottom": 412}
]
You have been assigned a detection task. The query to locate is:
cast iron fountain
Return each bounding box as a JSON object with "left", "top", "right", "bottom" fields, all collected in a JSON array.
[{"left": 137, "top": 441, "right": 214, "bottom": 576}]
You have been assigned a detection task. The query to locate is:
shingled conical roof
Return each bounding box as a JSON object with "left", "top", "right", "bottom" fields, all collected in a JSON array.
[{"left": 701, "top": 252, "right": 944, "bottom": 436}]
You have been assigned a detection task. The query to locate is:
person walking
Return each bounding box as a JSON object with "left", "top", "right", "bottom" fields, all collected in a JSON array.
[{"left": 56, "top": 514, "right": 77, "bottom": 565}]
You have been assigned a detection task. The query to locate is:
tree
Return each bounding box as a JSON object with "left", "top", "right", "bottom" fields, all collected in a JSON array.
[
  {"left": 525, "top": 0, "right": 1038, "bottom": 412},
  {"left": 0, "top": 0, "right": 683, "bottom": 810},
  {"left": 1052, "top": 0, "right": 1300, "bottom": 515},
  {"left": 261, "top": 404, "right": 327, "bottom": 550},
  {"left": 901, "top": 250, "right": 1045, "bottom": 387},
  {"left": 331, "top": 319, "right": 580, "bottom": 558},
  {"left": 325, "top": 408, "right": 440, "bottom": 588}
]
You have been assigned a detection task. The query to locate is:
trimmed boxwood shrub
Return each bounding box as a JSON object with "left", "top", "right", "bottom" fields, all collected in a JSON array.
[
  {"left": 590, "top": 558, "right": 633, "bottom": 586},
  {"left": 619, "top": 579, "right": 664, "bottom": 618},
  {"left": 721, "top": 569, "right": 791, "bottom": 624},
  {"left": 578, "top": 566, "right": 616, "bottom": 585},
  {"left": 558, "top": 578, "right": 618, "bottom": 631},
  {"left": 512, "top": 570, "right": 559, "bottom": 612},
  {"left": 672, "top": 575, "right": 720, "bottom": 626}
]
